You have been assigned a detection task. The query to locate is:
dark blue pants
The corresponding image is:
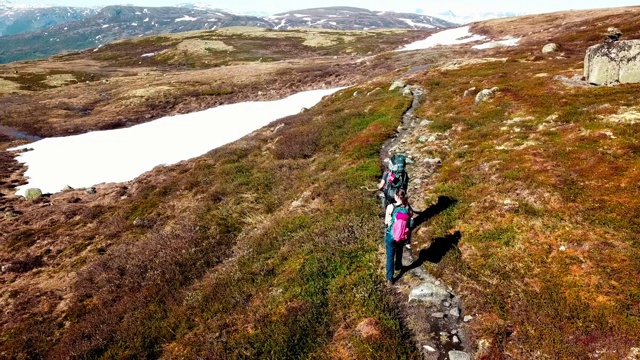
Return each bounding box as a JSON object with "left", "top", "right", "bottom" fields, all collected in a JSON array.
[{"left": 385, "top": 232, "right": 404, "bottom": 281}]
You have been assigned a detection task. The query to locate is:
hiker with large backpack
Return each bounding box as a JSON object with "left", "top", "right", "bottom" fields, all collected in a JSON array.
[
  {"left": 378, "top": 154, "right": 409, "bottom": 210},
  {"left": 384, "top": 188, "right": 413, "bottom": 284}
]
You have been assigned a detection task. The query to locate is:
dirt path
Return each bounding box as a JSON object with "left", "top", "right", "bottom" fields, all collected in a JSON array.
[{"left": 379, "top": 82, "right": 473, "bottom": 360}]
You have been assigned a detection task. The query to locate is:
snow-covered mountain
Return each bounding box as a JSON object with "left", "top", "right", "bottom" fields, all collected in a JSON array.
[
  {"left": 0, "top": 1, "right": 98, "bottom": 36},
  {"left": 0, "top": 4, "right": 456, "bottom": 64},
  {"left": 268, "top": 6, "right": 454, "bottom": 30},
  {"left": 425, "top": 9, "right": 525, "bottom": 24}
]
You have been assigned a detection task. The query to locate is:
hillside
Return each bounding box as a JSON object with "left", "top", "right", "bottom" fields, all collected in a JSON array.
[
  {"left": 1, "top": 6, "right": 640, "bottom": 359},
  {"left": 0, "top": 5, "right": 454, "bottom": 64}
]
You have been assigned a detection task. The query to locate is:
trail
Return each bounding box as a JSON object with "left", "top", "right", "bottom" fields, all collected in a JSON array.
[{"left": 379, "top": 81, "right": 473, "bottom": 360}]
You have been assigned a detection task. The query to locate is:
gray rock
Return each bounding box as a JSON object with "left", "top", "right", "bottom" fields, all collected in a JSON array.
[
  {"left": 409, "top": 283, "right": 451, "bottom": 304},
  {"left": 423, "top": 345, "right": 436, "bottom": 352},
  {"left": 542, "top": 43, "right": 560, "bottom": 53},
  {"left": 86, "top": 187, "right": 97, "bottom": 195},
  {"left": 452, "top": 335, "right": 460, "bottom": 344},
  {"left": 463, "top": 87, "right": 476, "bottom": 97},
  {"left": 418, "top": 136, "right": 429, "bottom": 143},
  {"left": 389, "top": 80, "right": 405, "bottom": 91},
  {"left": 443, "top": 301, "right": 451, "bottom": 307},
  {"left": 420, "top": 119, "right": 433, "bottom": 126},
  {"left": 61, "top": 185, "right": 74, "bottom": 191},
  {"left": 475, "top": 87, "right": 499, "bottom": 104},
  {"left": 431, "top": 312, "right": 445, "bottom": 318},
  {"left": 402, "top": 87, "right": 413, "bottom": 96},
  {"left": 450, "top": 308, "right": 460, "bottom": 317},
  {"left": 367, "top": 88, "right": 383, "bottom": 96},
  {"left": 448, "top": 350, "right": 471, "bottom": 360},
  {"left": 584, "top": 40, "right": 640, "bottom": 85},
  {"left": 463, "top": 315, "right": 473, "bottom": 322},
  {"left": 24, "top": 188, "right": 42, "bottom": 200}
]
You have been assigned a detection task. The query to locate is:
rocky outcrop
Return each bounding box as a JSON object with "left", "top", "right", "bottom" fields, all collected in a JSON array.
[
  {"left": 542, "top": 43, "right": 560, "bottom": 53},
  {"left": 584, "top": 40, "right": 640, "bottom": 85}
]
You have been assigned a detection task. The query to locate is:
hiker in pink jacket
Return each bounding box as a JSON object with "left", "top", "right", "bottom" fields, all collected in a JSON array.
[{"left": 384, "top": 188, "right": 413, "bottom": 284}]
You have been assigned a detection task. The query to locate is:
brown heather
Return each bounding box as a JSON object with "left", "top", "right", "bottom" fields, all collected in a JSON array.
[{"left": 1, "top": 7, "right": 640, "bottom": 359}]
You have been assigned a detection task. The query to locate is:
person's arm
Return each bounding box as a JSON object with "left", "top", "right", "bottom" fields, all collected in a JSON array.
[
  {"left": 384, "top": 204, "right": 394, "bottom": 226},
  {"left": 377, "top": 171, "right": 388, "bottom": 190}
]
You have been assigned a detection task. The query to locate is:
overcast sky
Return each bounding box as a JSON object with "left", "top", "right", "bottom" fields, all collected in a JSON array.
[{"left": 9, "top": 0, "right": 640, "bottom": 15}]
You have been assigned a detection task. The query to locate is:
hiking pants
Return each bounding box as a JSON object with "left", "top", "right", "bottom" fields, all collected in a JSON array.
[{"left": 385, "top": 232, "right": 404, "bottom": 281}]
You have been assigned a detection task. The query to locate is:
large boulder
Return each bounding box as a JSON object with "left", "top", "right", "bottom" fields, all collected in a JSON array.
[
  {"left": 542, "top": 43, "right": 560, "bottom": 53},
  {"left": 24, "top": 188, "right": 42, "bottom": 199},
  {"left": 584, "top": 40, "right": 640, "bottom": 85}
]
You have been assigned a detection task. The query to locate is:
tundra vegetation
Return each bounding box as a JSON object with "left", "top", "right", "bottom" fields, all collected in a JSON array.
[{"left": 1, "top": 8, "right": 640, "bottom": 359}]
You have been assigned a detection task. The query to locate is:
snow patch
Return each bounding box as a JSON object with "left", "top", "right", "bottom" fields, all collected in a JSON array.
[
  {"left": 397, "top": 26, "right": 487, "bottom": 51},
  {"left": 472, "top": 37, "right": 521, "bottom": 49},
  {"left": 175, "top": 15, "right": 197, "bottom": 22},
  {"left": 9, "top": 88, "right": 346, "bottom": 196},
  {"left": 399, "top": 18, "right": 435, "bottom": 28}
]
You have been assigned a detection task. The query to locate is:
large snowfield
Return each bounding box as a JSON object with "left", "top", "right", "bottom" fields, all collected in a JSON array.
[{"left": 10, "top": 88, "right": 343, "bottom": 196}]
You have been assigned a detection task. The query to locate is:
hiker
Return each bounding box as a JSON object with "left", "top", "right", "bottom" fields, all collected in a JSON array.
[
  {"left": 377, "top": 154, "right": 409, "bottom": 210},
  {"left": 384, "top": 188, "right": 413, "bottom": 284}
]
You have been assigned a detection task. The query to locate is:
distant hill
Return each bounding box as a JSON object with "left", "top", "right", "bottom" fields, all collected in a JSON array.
[
  {"left": 0, "top": 3, "right": 98, "bottom": 37},
  {"left": 0, "top": 5, "right": 454, "bottom": 64},
  {"left": 267, "top": 6, "right": 454, "bottom": 30}
]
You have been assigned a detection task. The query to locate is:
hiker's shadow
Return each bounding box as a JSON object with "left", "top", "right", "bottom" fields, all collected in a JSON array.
[
  {"left": 411, "top": 196, "right": 457, "bottom": 230},
  {"left": 399, "top": 231, "right": 462, "bottom": 276}
]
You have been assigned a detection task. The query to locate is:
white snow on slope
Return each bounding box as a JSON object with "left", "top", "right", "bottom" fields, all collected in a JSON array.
[
  {"left": 399, "top": 18, "right": 434, "bottom": 29},
  {"left": 397, "top": 26, "right": 486, "bottom": 51},
  {"left": 175, "top": 15, "right": 197, "bottom": 21},
  {"left": 472, "top": 37, "right": 521, "bottom": 49},
  {"left": 10, "top": 88, "right": 344, "bottom": 196}
]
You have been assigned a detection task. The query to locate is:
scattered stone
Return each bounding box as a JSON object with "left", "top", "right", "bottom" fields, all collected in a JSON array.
[
  {"left": 542, "top": 43, "right": 560, "bottom": 53},
  {"left": 451, "top": 329, "right": 458, "bottom": 335},
  {"left": 352, "top": 91, "right": 360, "bottom": 97},
  {"left": 389, "top": 80, "right": 405, "bottom": 91},
  {"left": 475, "top": 87, "right": 499, "bottom": 104},
  {"left": 24, "top": 188, "right": 42, "bottom": 200},
  {"left": 86, "top": 187, "right": 97, "bottom": 195},
  {"left": 423, "top": 345, "right": 436, "bottom": 352},
  {"left": 409, "top": 283, "right": 451, "bottom": 304},
  {"left": 450, "top": 308, "right": 461, "bottom": 318},
  {"left": 463, "top": 87, "right": 477, "bottom": 97},
  {"left": 584, "top": 40, "right": 640, "bottom": 85},
  {"left": 61, "top": 185, "right": 74, "bottom": 191},
  {"left": 626, "top": 347, "right": 640, "bottom": 360},
  {"left": 448, "top": 350, "right": 471, "bottom": 360},
  {"left": 420, "top": 119, "right": 433, "bottom": 126},
  {"left": 431, "top": 312, "right": 445, "bottom": 319},
  {"left": 463, "top": 315, "right": 473, "bottom": 322},
  {"left": 402, "top": 88, "right": 413, "bottom": 96},
  {"left": 604, "top": 27, "right": 622, "bottom": 42},
  {"left": 300, "top": 107, "right": 308, "bottom": 113},
  {"left": 443, "top": 301, "right": 451, "bottom": 307},
  {"left": 423, "top": 158, "right": 442, "bottom": 166},
  {"left": 559, "top": 245, "right": 567, "bottom": 251},
  {"left": 453, "top": 335, "right": 460, "bottom": 344},
  {"left": 418, "top": 136, "right": 428, "bottom": 143},
  {"left": 367, "top": 88, "right": 382, "bottom": 96}
]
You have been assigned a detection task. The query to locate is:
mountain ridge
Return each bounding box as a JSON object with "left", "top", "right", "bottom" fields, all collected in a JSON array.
[{"left": 0, "top": 5, "right": 455, "bottom": 64}]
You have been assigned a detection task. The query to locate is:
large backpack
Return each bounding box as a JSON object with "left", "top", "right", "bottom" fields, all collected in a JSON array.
[
  {"left": 384, "top": 154, "right": 408, "bottom": 203},
  {"left": 390, "top": 205, "right": 410, "bottom": 242}
]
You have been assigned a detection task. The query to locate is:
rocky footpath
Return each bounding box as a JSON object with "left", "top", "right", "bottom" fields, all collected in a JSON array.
[{"left": 380, "top": 79, "right": 473, "bottom": 360}]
